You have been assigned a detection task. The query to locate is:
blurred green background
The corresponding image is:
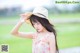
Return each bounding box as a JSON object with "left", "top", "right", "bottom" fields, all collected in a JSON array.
[{"left": 0, "top": 0, "right": 80, "bottom": 53}]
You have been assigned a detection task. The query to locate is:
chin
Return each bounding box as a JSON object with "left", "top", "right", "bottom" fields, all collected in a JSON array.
[{"left": 37, "top": 30, "right": 43, "bottom": 33}]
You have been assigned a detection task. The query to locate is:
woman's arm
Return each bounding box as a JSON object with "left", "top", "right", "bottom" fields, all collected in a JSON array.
[
  {"left": 48, "top": 33, "right": 56, "bottom": 53},
  {"left": 11, "top": 13, "right": 35, "bottom": 39}
]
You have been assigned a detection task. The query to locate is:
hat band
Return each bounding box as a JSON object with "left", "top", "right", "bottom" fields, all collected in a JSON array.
[
  {"left": 33, "top": 13, "right": 47, "bottom": 18},
  {"left": 37, "top": 13, "right": 46, "bottom": 18}
]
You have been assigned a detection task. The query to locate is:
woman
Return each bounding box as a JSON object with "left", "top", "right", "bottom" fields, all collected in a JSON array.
[{"left": 11, "top": 7, "right": 59, "bottom": 53}]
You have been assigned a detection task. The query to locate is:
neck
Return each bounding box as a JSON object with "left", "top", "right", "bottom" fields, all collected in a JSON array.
[{"left": 39, "top": 28, "right": 49, "bottom": 34}]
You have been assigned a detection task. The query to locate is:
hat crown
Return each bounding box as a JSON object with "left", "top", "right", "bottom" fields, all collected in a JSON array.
[{"left": 33, "top": 7, "right": 48, "bottom": 18}]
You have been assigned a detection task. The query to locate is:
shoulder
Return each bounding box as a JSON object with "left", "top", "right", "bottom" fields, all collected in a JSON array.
[
  {"left": 48, "top": 32, "right": 55, "bottom": 42},
  {"left": 32, "top": 32, "right": 38, "bottom": 39}
]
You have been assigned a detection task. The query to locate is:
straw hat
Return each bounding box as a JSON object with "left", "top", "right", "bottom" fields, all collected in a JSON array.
[
  {"left": 32, "top": 7, "right": 48, "bottom": 19},
  {"left": 26, "top": 7, "right": 51, "bottom": 24}
]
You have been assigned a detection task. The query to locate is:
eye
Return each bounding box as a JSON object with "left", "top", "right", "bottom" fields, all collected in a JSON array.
[
  {"left": 37, "top": 22, "right": 40, "bottom": 24},
  {"left": 32, "top": 22, "right": 40, "bottom": 26},
  {"left": 32, "top": 23, "right": 35, "bottom": 26},
  {"left": 32, "top": 23, "right": 37, "bottom": 25},
  {"left": 37, "top": 22, "right": 40, "bottom": 25}
]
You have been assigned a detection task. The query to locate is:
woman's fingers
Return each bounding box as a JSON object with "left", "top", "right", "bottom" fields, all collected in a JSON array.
[
  {"left": 25, "top": 12, "right": 32, "bottom": 20},
  {"left": 20, "top": 14, "right": 26, "bottom": 19},
  {"left": 20, "top": 12, "right": 32, "bottom": 20}
]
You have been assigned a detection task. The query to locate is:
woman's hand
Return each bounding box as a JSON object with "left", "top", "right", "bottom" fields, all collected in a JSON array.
[{"left": 20, "top": 12, "right": 32, "bottom": 23}]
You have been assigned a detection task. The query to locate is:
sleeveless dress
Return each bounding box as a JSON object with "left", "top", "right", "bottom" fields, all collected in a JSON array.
[{"left": 32, "top": 33, "right": 53, "bottom": 53}]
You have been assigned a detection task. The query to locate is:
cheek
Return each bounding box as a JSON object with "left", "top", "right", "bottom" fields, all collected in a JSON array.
[
  {"left": 33, "top": 23, "right": 44, "bottom": 31},
  {"left": 38, "top": 25, "right": 44, "bottom": 30}
]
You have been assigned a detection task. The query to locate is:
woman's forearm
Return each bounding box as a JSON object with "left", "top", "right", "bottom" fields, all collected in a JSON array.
[
  {"left": 11, "top": 12, "right": 32, "bottom": 35},
  {"left": 11, "top": 21, "right": 23, "bottom": 35}
]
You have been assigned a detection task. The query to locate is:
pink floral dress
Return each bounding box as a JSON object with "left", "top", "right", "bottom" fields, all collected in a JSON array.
[{"left": 32, "top": 33, "right": 52, "bottom": 53}]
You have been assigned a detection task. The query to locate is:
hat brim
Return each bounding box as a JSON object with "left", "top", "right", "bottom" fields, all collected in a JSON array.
[{"left": 25, "top": 12, "right": 53, "bottom": 25}]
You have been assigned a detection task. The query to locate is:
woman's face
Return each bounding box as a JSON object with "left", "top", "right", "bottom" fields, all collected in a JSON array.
[{"left": 32, "top": 21, "right": 45, "bottom": 32}]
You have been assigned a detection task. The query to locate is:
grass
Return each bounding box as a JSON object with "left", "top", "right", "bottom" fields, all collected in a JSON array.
[
  {"left": 0, "top": 21, "right": 35, "bottom": 53},
  {"left": 0, "top": 24, "right": 33, "bottom": 53},
  {"left": 56, "top": 24, "right": 80, "bottom": 49}
]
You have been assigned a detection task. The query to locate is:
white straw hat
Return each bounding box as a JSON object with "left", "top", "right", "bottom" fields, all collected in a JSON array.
[
  {"left": 25, "top": 7, "right": 52, "bottom": 24},
  {"left": 33, "top": 7, "right": 48, "bottom": 19}
]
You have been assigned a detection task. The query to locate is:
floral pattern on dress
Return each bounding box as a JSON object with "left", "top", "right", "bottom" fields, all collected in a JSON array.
[{"left": 32, "top": 33, "right": 52, "bottom": 53}]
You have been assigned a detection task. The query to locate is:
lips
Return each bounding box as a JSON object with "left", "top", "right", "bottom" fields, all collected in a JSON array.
[
  {"left": 37, "top": 29, "right": 39, "bottom": 31},
  {"left": 36, "top": 29, "right": 40, "bottom": 32}
]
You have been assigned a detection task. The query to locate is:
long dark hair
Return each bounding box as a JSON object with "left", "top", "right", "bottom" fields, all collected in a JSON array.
[{"left": 29, "top": 14, "right": 59, "bottom": 53}]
